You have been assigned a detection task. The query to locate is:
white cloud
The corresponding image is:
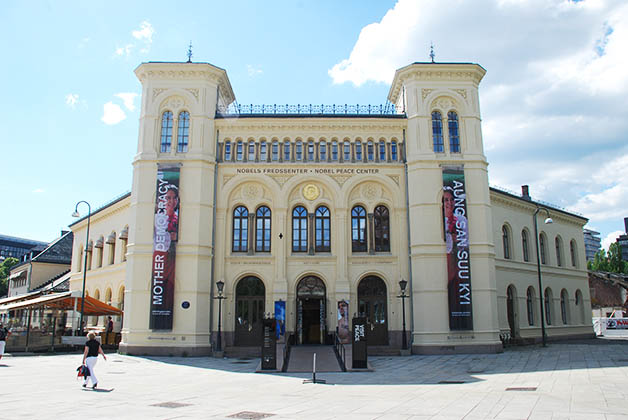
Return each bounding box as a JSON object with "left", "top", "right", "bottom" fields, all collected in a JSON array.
[
  {"left": 101, "top": 102, "right": 126, "bottom": 125},
  {"left": 32, "top": 188, "right": 44, "bottom": 193},
  {"left": 132, "top": 21, "right": 154, "bottom": 53},
  {"left": 115, "top": 44, "right": 133, "bottom": 57},
  {"left": 330, "top": 0, "right": 628, "bottom": 242},
  {"left": 247, "top": 65, "right": 263, "bottom": 77},
  {"left": 115, "top": 93, "right": 138, "bottom": 111},
  {"left": 65, "top": 94, "right": 79, "bottom": 109},
  {"left": 602, "top": 230, "right": 624, "bottom": 251},
  {"left": 78, "top": 37, "right": 90, "bottom": 49}
]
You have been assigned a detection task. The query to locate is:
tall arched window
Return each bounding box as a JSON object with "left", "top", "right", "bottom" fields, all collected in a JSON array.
[
  {"left": 315, "top": 206, "right": 331, "bottom": 252},
  {"left": 367, "top": 141, "right": 374, "bottom": 161},
  {"left": 236, "top": 141, "right": 244, "bottom": 161},
  {"left": 177, "top": 111, "right": 189, "bottom": 152},
  {"left": 431, "top": 111, "right": 444, "bottom": 153},
  {"left": 284, "top": 141, "right": 291, "bottom": 161},
  {"left": 560, "top": 289, "right": 569, "bottom": 324},
  {"left": 224, "top": 141, "right": 232, "bottom": 161},
  {"left": 307, "top": 140, "right": 315, "bottom": 161},
  {"left": 540, "top": 233, "right": 547, "bottom": 265},
  {"left": 248, "top": 140, "right": 256, "bottom": 161},
  {"left": 522, "top": 229, "right": 530, "bottom": 262},
  {"left": 447, "top": 111, "right": 460, "bottom": 153},
  {"left": 292, "top": 206, "right": 308, "bottom": 252},
  {"left": 343, "top": 141, "right": 351, "bottom": 161},
  {"left": 260, "top": 140, "right": 268, "bottom": 161},
  {"left": 570, "top": 240, "right": 577, "bottom": 267},
  {"left": 232, "top": 206, "right": 249, "bottom": 252},
  {"left": 331, "top": 141, "right": 338, "bottom": 161},
  {"left": 295, "top": 140, "right": 303, "bottom": 161},
  {"left": 319, "top": 141, "right": 327, "bottom": 161},
  {"left": 255, "top": 206, "right": 271, "bottom": 252},
  {"left": 544, "top": 287, "right": 552, "bottom": 325},
  {"left": 351, "top": 206, "right": 367, "bottom": 252},
  {"left": 555, "top": 236, "right": 563, "bottom": 267},
  {"left": 355, "top": 140, "right": 363, "bottom": 161},
  {"left": 160, "top": 111, "right": 173, "bottom": 153},
  {"left": 526, "top": 287, "right": 535, "bottom": 326},
  {"left": 374, "top": 205, "right": 390, "bottom": 252},
  {"left": 391, "top": 141, "right": 398, "bottom": 161},
  {"left": 379, "top": 140, "right": 386, "bottom": 161},
  {"left": 271, "top": 141, "right": 279, "bottom": 161},
  {"left": 502, "top": 225, "right": 511, "bottom": 259}
]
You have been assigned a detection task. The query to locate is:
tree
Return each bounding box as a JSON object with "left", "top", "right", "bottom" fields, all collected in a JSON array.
[
  {"left": 0, "top": 257, "right": 19, "bottom": 297},
  {"left": 588, "top": 244, "right": 627, "bottom": 274}
]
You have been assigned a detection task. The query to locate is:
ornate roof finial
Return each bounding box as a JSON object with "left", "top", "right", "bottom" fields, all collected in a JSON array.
[
  {"left": 430, "top": 43, "right": 435, "bottom": 63},
  {"left": 187, "top": 41, "right": 193, "bottom": 63}
]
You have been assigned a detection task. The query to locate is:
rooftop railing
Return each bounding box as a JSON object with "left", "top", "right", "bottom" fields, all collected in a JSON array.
[{"left": 216, "top": 103, "right": 403, "bottom": 117}]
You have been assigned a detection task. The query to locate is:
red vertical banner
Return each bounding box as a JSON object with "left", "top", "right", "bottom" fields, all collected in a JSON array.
[
  {"left": 442, "top": 167, "right": 473, "bottom": 330},
  {"left": 150, "top": 164, "right": 180, "bottom": 330}
]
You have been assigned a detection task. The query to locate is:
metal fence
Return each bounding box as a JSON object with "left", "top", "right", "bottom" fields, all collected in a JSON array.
[{"left": 217, "top": 103, "right": 402, "bottom": 116}]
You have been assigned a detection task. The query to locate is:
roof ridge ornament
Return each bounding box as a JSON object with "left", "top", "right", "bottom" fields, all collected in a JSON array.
[
  {"left": 430, "top": 42, "right": 435, "bottom": 63},
  {"left": 187, "top": 41, "right": 193, "bottom": 63}
]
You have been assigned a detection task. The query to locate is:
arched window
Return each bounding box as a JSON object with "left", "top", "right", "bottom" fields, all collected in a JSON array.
[
  {"left": 319, "top": 141, "right": 327, "bottom": 161},
  {"left": 522, "top": 229, "right": 530, "bottom": 262},
  {"left": 107, "top": 232, "right": 116, "bottom": 265},
  {"left": 271, "top": 141, "right": 279, "bottom": 161},
  {"left": 232, "top": 206, "right": 249, "bottom": 252},
  {"left": 236, "top": 141, "right": 243, "bottom": 161},
  {"left": 447, "top": 111, "right": 460, "bottom": 153},
  {"left": 526, "top": 287, "right": 535, "bottom": 326},
  {"left": 379, "top": 140, "right": 386, "bottom": 161},
  {"left": 177, "top": 111, "right": 189, "bottom": 152},
  {"left": 307, "top": 140, "right": 315, "bottom": 161},
  {"left": 260, "top": 140, "right": 267, "bottom": 161},
  {"left": 255, "top": 206, "right": 271, "bottom": 252},
  {"left": 575, "top": 289, "right": 584, "bottom": 324},
  {"left": 224, "top": 141, "right": 232, "bottom": 161},
  {"left": 570, "top": 240, "right": 577, "bottom": 267},
  {"left": 540, "top": 233, "right": 547, "bottom": 265},
  {"left": 560, "top": 289, "right": 569, "bottom": 324},
  {"left": 555, "top": 236, "right": 563, "bottom": 267},
  {"left": 355, "top": 141, "right": 363, "bottom": 161},
  {"left": 391, "top": 141, "right": 398, "bottom": 161},
  {"left": 160, "top": 111, "right": 173, "bottom": 153},
  {"left": 295, "top": 140, "right": 303, "bottom": 161},
  {"left": 331, "top": 141, "right": 338, "bottom": 161},
  {"left": 284, "top": 141, "right": 292, "bottom": 161},
  {"left": 315, "top": 206, "right": 331, "bottom": 252},
  {"left": 367, "top": 141, "right": 374, "bottom": 161},
  {"left": 502, "top": 225, "right": 511, "bottom": 259},
  {"left": 292, "top": 206, "right": 308, "bottom": 252},
  {"left": 374, "top": 205, "right": 390, "bottom": 252},
  {"left": 544, "top": 287, "right": 552, "bottom": 325},
  {"left": 431, "top": 111, "right": 444, "bottom": 153},
  {"left": 351, "top": 206, "right": 367, "bottom": 252},
  {"left": 343, "top": 141, "right": 351, "bottom": 161},
  {"left": 248, "top": 140, "right": 256, "bottom": 161}
]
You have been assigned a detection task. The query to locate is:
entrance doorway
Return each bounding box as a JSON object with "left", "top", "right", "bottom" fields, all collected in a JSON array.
[
  {"left": 234, "top": 276, "right": 265, "bottom": 346},
  {"left": 296, "top": 276, "right": 326, "bottom": 345},
  {"left": 358, "top": 276, "right": 388, "bottom": 345}
]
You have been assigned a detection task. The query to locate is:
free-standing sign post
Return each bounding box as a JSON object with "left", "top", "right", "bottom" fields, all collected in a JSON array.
[
  {"left": 261, "top": 317, "right": 277, "bottom": 370},
  {"left": 352, "top": 316, "right": 368, "bottom": 369}
]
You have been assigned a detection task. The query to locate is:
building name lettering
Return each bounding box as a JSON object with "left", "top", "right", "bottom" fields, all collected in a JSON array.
[{"left": 235, "top": 167, "right": 379, "bottom": 175}]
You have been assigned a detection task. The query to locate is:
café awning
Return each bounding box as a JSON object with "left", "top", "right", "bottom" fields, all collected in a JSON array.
[{"left": 0, "top": 291, "right": 122, "bottom": 316}]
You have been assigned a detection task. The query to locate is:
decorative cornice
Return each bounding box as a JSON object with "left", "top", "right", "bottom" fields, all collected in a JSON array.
[{"left": 215, "top": 119, "right": 406, "bottom": 136}]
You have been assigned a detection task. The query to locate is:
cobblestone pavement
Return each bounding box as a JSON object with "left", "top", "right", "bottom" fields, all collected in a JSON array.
[{"left": 2, "top": 339, "right": 628, "bottom": 419}]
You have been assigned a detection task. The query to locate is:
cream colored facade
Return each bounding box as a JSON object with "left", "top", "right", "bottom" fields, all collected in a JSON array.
[{"left": 67, "top": 60, "right": 593, "bottom": 356}]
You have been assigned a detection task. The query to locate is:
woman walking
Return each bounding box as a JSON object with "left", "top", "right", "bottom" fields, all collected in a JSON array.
[{"left": 82, "top": 332, "right": 106, "bottom": 389}]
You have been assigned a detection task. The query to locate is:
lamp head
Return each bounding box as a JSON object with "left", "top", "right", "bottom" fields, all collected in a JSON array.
[
  {"left": 544, "top": 217, "right": 553, "bottom": 224},
  {"left": 216, "top": 280, "right": 225, "bottom": 295},
  {"left": 72, "top": 210, "right": 80, "bottom": 218},
  {"left": 399, "top": 279, "right": 408, "bottom": 293}
]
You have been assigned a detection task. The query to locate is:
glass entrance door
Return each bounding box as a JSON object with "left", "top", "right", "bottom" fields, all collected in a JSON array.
[
  {"left": 358, "top": 276, "right": 388, "bottom": 345},
  {"left": 296, "top": 276, "right": 326, "bottom": 345},
  {"left": 234, "top": 277, "right": 265, "bottom": 346}
]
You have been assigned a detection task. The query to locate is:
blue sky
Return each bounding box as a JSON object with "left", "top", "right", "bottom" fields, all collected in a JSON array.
[{"left": 2, "top": 0, "right": 627, "bottom": 251}]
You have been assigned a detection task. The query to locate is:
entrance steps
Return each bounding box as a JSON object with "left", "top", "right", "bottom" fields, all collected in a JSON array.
[
  {"left": 284, "top": 345, "right": 343, "bottom": 372},
  {"left": 224, "top": 346, "right": 260, "bottom": 358}
]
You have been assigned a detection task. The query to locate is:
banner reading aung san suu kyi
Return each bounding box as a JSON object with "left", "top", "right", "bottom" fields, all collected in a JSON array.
[
  {"left": 442, "top": 167, "right": 473, "bottom": 330},
  {"left": 149, "top": 164, "right": 180, "bottom": 330}
]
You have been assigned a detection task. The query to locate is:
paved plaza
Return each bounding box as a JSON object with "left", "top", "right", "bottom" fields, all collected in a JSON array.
[{"left": 2, "top": 338, "right": 628, "bottom": 420}]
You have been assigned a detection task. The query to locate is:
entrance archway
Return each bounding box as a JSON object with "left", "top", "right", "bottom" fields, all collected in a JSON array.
[
  {"left": 358, "top": 276, "right": 388, "bottom": 345},
  {"left": 234, "top": 276, "right": 265, "bottom": 346},
  {"left": 296, "top": 276, "right": 326, "bottom": 345},
  {"left": 506, "top": 285, "right": 518, "bottom": 338}
]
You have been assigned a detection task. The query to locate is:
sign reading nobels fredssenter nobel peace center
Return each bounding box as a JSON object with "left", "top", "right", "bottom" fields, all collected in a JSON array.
[{"left": 67, "top": 59, "right": 594, "bottom": 356}]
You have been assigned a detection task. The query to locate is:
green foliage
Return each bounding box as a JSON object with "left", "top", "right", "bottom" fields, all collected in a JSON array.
[
  {"left": 0, "top": 257, "right": 19, "bottom": 297},
  {"left": 589, "top": 244, "right": 628, "bottom": 274}
]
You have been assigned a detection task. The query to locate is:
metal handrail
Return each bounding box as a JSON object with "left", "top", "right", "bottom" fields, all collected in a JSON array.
[
  {"left": 333, "top": 332, "right": 347, "bottom": 372},
  {"left": 281, "top": 333, "right": 293, "bottom": 372}
]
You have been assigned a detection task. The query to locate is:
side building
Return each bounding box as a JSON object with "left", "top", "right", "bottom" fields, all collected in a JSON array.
[{"left": 67, "top": 60, "right": 593, "bottom": 356}]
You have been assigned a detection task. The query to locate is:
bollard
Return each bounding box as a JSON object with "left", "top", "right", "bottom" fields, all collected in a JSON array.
[{"left": 303, "top": 352, "right": 326, "bottom": 384}]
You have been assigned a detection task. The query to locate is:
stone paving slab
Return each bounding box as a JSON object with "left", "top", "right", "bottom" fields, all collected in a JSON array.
[{"left": 2, "top": 339, "right": 628, "bottom": 419}]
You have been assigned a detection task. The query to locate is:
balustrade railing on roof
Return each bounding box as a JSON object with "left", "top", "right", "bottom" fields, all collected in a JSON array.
[{"left": 216, "top": 103, "right": 402, "bottom": 116}]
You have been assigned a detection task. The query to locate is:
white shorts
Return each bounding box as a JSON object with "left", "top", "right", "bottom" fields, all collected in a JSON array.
[{"left": 0, "top": 340, "right": 5, "bottom": 355}]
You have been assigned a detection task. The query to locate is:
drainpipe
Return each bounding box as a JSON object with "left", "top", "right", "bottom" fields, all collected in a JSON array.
[{"left": 402, "top": 129, "right": 415, "bottom": 349}]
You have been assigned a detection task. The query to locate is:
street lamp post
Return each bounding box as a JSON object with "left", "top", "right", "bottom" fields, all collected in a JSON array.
[
  {"left": 398, "top": 279, "right": 409, "bottom": 351},
  {"left": 72, "top": 200, "right": 91, "bottom": 337},
  {"left": 214, "top": 280, "right": 226, "bottom": 353},
  {"left": 533, "top": 206, "right": 553, "bottom": 347}
]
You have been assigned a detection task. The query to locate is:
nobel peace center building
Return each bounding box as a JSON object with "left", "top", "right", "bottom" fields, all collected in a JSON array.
[{"left": 68, "top": 60, "right": 594, "bottom": 356}]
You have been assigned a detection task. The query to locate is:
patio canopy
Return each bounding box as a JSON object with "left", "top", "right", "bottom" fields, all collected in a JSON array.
[{"left": 0, "top": 291, "right": 122, "bottom": 316}]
